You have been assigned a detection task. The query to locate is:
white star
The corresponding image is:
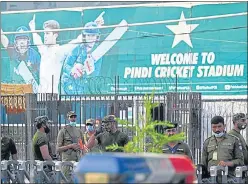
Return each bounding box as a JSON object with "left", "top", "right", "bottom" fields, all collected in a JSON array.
[
  {"left": 166, "top": 12, "right": 199, "bottom": 48},
  {"left": 27, "top": 61, "right": 32, "bottom": 67},
  {"left": 68, "top": 85, "right": 73, "bottom": 90}
]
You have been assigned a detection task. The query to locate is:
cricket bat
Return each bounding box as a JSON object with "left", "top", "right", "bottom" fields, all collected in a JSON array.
[
  {"left": 84, "top": 19, "right": 128, "bottom": 75},
  {"left": 17, "top": 61, "right": 39, "bottom": 92},
  {"left": 95, "top": 11, "right": 105, "bottom": 22}
]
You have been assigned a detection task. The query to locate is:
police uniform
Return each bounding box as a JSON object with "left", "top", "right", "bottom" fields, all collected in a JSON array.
[
  {"left": 95, "top": 115, "right": 129, "bottom": 152},
  {"left": 228, "top": 129, "right": 248, "bottom": 165},
  {"left": 57, "top": 111, "right": 85, "bottom": 180},
  {"left": 228, "top": 113, "right": 248, "bottom": 166},
  {"left": 162, "top": 141, "right": 193, "bottom": 160},
  {"left": 1, "top": 136, "right": 17, "bottom": 160},
  {"left": 32, "top": 116, "right": 52, "bottom": 161},
  {"left": 56, "top": 111, "right": 85, "bottom": 161},
  {"left": 202, "top": 133, "right": 244, "bottom": 176}
]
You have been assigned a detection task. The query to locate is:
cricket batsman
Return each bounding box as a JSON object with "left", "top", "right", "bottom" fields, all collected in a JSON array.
[
  {"left": 61, "top": 21, "right": 103, "bottom": 95},
  {"left": 29, "top": 13, "right": 104, "bottom": 94},
  {"left": 1, "top": 26, "right": 41, "bottom": 89}
]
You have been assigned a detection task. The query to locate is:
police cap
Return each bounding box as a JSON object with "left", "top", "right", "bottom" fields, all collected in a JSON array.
[
  {"left": 102, "top": 115, "right": 116, "bottom": 124},
  {"left": 67, "top": 111, "right": 77, "bottom": 118},
  {"left": 233, "top": 113, "right": 248, "bottom": 122},
  {"left": 86, "top": 119, "right": 95, "bottom": 125},
  {"left": 163, "top": 122, "right": 178, "bottom": 130}
]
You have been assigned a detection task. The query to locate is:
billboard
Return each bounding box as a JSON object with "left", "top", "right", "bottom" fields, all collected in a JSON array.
[{"left": 1, "top": 2, "right": 247, "bottom": 96}]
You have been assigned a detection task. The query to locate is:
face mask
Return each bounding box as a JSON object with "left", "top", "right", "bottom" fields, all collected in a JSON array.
[
  {"left": 213, "top": 131, "right": 225, "bottom": 138},
  {"left": 69, "top": 121, "right": 77, "bottom": 127},
  {"left": 238, "top": 122, "right": 247, "bottom": 130},
  {"left": 87, "top": 125, "right": 94, "bottom": 132},
  {"left": 44, "top": 126, "right": 50, "bottom": 134}
]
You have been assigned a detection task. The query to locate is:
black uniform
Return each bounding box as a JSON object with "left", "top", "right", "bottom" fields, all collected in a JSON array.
[{"left": 162, "top": 141, "right": 193, "bottom": 160}]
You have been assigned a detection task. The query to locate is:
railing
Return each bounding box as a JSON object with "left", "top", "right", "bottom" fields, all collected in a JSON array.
[
  {"left": 1, "top": 160, "right": 248, "bottom": 183},
  {"left": 1, "top": 160, "right": 77, "bottom": 183}
]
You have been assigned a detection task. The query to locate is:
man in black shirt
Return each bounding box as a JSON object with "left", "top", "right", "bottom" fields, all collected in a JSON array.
[
  {"left": 87, "top": 115, "right": 129, "bottom": 152},
  {"left": 1, "top": 136, "right": 17, "bottom": 160}
]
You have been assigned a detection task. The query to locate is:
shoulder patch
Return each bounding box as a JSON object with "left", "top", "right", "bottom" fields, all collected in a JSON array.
[{"left": 239, "top": 145, "right": 243, "bottom": 150}]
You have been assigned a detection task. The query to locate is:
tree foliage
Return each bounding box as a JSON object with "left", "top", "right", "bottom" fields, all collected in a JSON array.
[{"left": 106, "top": 94, "right": 185, "bottom": 153}]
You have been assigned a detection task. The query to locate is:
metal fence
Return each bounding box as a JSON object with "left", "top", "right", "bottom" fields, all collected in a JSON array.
[{"left": 1, "top": 93, "right": 247, "bottom": 164}]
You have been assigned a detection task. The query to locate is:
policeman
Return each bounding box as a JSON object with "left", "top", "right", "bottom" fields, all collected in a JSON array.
[
  {"left": 86, "top": 115, "right": 129, "bottom": 152},
  {"left": 162, "top": 122, "right": 193, "bottom": 160},
  {"left": 83, "top": 119, "right": 100, "bottom": 153},
  {"left": 57, "top": 111, "right": 86, "bottom": 161},
  {"left": 201, "top": 116, "right": 244, "bottom": 183},
  {"left": 1, "top": 135, "right": 17, "bottom": 160},
  {"left": 32, "top": 116, "right": 53, "bottom": 161},
  {"left": 228, "top": 113, "right": 248, "bottom": 165},
  {"left": 56, "top": 111, "right": 86, "bottom": 178}
]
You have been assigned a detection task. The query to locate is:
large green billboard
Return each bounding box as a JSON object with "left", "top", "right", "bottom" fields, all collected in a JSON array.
[{"left": 1, "top": 2, "right": 247, "bottom": 96}]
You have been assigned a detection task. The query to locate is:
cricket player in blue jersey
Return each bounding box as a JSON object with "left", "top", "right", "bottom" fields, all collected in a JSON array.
[
  {"left": 61, "top": 22, "right": 103, "bottom": 95},
  {"left": 1, "top": 26, "right": 41, "bottom": 86}
]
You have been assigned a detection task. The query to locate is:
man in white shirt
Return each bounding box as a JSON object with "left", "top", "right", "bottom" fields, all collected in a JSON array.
[
  {"left": 29, "top": 15, "right": 81, "bottom": 94},
  {"left": 29, "top": 14, "right": 104, "bottom": 94}
]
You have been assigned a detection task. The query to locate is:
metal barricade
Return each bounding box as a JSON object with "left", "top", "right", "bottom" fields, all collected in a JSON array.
[
  {"left": 54, "top": 161, "right": 75, "bottom": 183},
  {"left": 35, "top": 161, "right": 55, "bottom": 184},
  {"left": 196, "top": 164, "right": 204, "bottom": 183},
  {"left": 235, "top": 166, "right": 248, "bottom": 184},
  {"left": 210, "top": 166, "right": 228, "bottom": 183},
  {"left": 1, "top": 160, "right": 20, "bottom": 183}
]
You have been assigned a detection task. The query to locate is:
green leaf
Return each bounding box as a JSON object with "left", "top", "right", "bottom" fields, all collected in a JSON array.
[{"left": 113, "top": 93, "right": 185, "bottom": 154}]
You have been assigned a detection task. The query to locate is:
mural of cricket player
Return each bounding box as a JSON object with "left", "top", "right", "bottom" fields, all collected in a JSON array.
[
  {"left": 28, "top": 13, "right": 104, "bottom": 94},
  {"left": 1, "top": 27, "right": 41, "bottom": 92},
  {"left": 61, "top": 16, "right": 128, "bottom": 95},
  {"left": 61, "top": 21, "right": 102, "bottom": 94}
]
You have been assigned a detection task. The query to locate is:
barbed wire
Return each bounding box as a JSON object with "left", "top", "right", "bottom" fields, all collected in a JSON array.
[
  {"left": 2, "top": 11, "right": 247, "bottom": 35},
  {"left": 1, "top": 25, "right": 247, "bottom": 51}
]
